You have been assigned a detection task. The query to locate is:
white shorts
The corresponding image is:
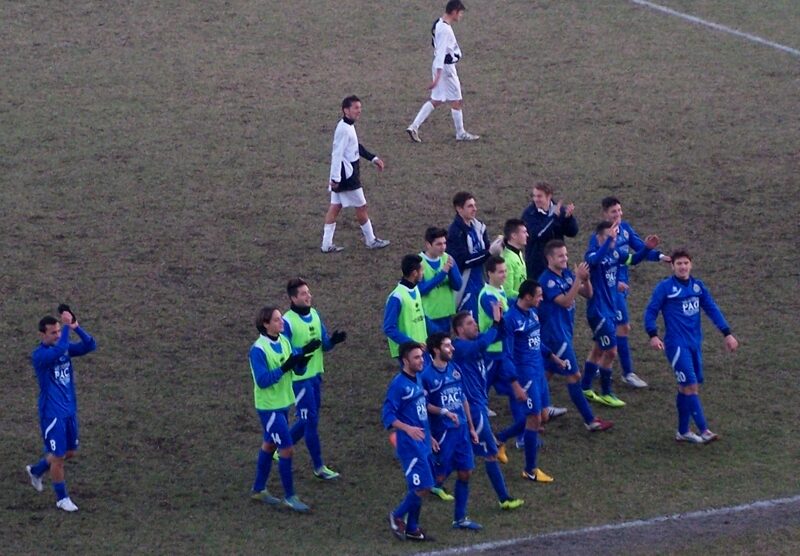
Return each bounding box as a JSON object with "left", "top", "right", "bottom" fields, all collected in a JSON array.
[
  {"left": 431, "top": 64, "right": 462, "bottom": 102},
  {"left": 330, "top": 187, "right": 367, "bottom": 208}
]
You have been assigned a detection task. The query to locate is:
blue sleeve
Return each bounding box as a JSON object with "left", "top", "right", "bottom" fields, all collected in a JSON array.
[
  {"left": 68, "top": 327, "right": 96, "bottom": 357},
  {"left": 425, "top": 316, "right": 442, "bottom": 334},
  {"left": 541, "top": 342, "right": 552, "bottom": 359},
  {"left": 383, "top": 295, "right": 414, "bottom": 345},
  {"left": 558, "top": 210, "right": 579, "bottom": 238},
  {"left": 502, "top": 319, "right": 520, "bottom": 382},
  {"left": 446, "top": 224, "right": 469, "bottom": 269},
  {"left": 479, "top": 293, "right": 497, "bottom": 320},
  {"left": 282, "top": 318, "right": 293, "bottom": 342},
  {"left": 381, "top": 385, "right": 400, "bottom": 429},
  {"left": 643, "top": 283, "right": 666, "bottom": 337},
  {"left": 585, "top": 237, "right": 612, "bottom": 266},
  {"left": 249, "top": 346, "right": 285, "bottom": 389},
  {"left": 628, "top": 245, "right": 653, "bottom": 267},
  {"left": 33, "top": 327, "right": 71, "bottom": 367},
  {"left": 417, "top": 269, "right": 448, "bottom": 295},
  {"left": 698, "top": 282, "right": 731, "bottom": 336},
  {"left": 319, "top": 320, "right": 334, "bottom": 352},
  {"left": 448, "top": 262, "right": 463, "bottom": 292},
  {"left": 626, "top": 226, "right": 662, "bottom": 264}
]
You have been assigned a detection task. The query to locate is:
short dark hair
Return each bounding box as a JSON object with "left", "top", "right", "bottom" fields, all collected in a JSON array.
[
  {"left": 424, "top": 227, "right": 448, "bottom": 244},
  {"left": 38, "top": 315, "right": 58, "bottom": 333},
  {"left": 399, "top": 341, "right": 424, "bottom": 362},
  {"left": 544, "top": 239, "right": 566, "bottom": 258},
  {"left": 401, "top": 254, "right": 423, "bottom": 277},
  {"left": 595, "top": 221, "right": 614, "bottom": 235},
  {"left": 286, "top": 278, "right": 308, "bottom": 298},
  {"left": 445, "top": 0, "right": 466, "bottom": 14},
  {"left": 518, "top": 279, "right": 541, "bottom": 300},
  {"left": 533, "top": 182, "right": 553, "bottom": 196},
  {"left": 255, "top": 306, "right": 279, "bottom": 335},
  {"left": 503, "top": 218, "right": 526, "bottom": 239},
  {"left": 341, "top": 95, "right": 361, "bottom": 110},
  {"left": 426, "top": 331, "right": 451, "bottom": 354},
  {"left": 451, "top": 310, "right": 472, "bottom": 333},
  {"left": 486, "top": 255, "right": 505, "bottom": 274},
  {"left": 671, "top": 249, "right": 692, "bottom": 262},
  {"left": 601, "top": 196, "right": 621, "bottom": 211},
  {"left": 452, "top": 191, "right": 474, "bottom": 209}
]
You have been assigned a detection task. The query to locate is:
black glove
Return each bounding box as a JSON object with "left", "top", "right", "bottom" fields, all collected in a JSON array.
[
  {"left": 292, "top": 354, "right": 313, "bottom": 377},
  {"left": 330, "top": 330, "right": 347, "bottom": 345},
  {"left": 301, "top": 339, "right": 322, "bottom": 354},
  {"left": 280, "top": 353, "right": 300, "bottom": 373},
  {"left": 57, "top": 303, "right": 76, "bottom": 323}
]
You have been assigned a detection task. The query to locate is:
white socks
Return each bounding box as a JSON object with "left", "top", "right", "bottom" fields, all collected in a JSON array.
[
  {"left": 410, "top": 101, "right": 435, "bottom": 130},
  {"left": 360, "top": 219, "right": 376, "bottom": 244},
  {"left": 322, "top": 223, "right": 336, "bottom": 249},
  {"left": 451, "top": 109, "right": 465, "bottom": 136}
]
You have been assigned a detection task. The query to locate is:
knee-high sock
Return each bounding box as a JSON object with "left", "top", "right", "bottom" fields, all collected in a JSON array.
[
  {"left": 582, "top": 361, "right": 598, "bottom": 390},
  {"left": 510, "top": 396, "right": 526, "bottom": 442},
  {"left": 360, "top": 219, "right": 376, "bottom": 244},
  {"left": 568, "top": 382, "right": 595, "bottom": 423},
  {"left": 393, "top": 490, "right": 419, "bottom": 520},
  {"left": 676, "top": 393, "right": 691, "bottom": 434},
  {"left": 523, "top": 429, "right": 539, "bottom": 472},
  {"left": 278, "top": 456, "right": 295, "bottom": 498},
  {"left": 322, "top": 223, "right": 336, "bottom": 249},
  {"left": 454, "top": 479, "right": 469, "bottom": 521},
  {"left": 252, "top": 449, "right": 273, "bottom": 492},
  {"left": 304, "top": 416, "right": 323, "bottom": 470},
  {"left": 410, "top": 101, "right": 435, "bottom": 130},
  {"left": 686, "top": 394, "right": 708, "bottom": 432},
  {"left": 617, "top": 336, "right": 633, "bottom": 376},
  {"left": 497, "top": 418, "right": 526, "bottom": 443},
  {"left": 31, "top": 458, "right": 50, "bottom": 477},
  {"left": 406, "top": 492, "right": 423, "bottom": 532},
  {"left": 485, "top": 460, "right": 510, "bottom": 502},
  {"left": 599, "top": 366, "right": 613, "bottom": 395},
  {"left": 53, "top": 481, "right": 68, "bottom": 501},
  {"left": 451, "top": 109, "right": 465, "bottom": 136}
]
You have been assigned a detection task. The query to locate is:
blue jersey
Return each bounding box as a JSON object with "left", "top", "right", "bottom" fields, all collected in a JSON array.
[
  {"left": 538, "top": 267, "right": 576, "bottom": 345},
  {"left": 644, "top": 275, "right": 731, "bottom": 350},
  {"left": 584, "top": 236, "right": 620, "bottom": 319},
  {"left": 382, "top": 372, "right": 432, "bottom": 458},
  {"left": 31, "top": 326, "right": 97, "bottom": 419},
  {"left": 451, "top": 327, "right": 503, "bottom": 409},
  {"left": 420, "top": 361, "right": 468, "bottom": 437},
  {"left": 503, "top": 302, "right": 549, "bottom": 383},
  {"left": 613, "top": 221, "right": 662, "bottom": 285}
]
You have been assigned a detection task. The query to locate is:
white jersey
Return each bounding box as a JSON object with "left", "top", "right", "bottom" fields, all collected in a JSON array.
[
  {"left": 329, "top": 118, "right": 360, "bottom": 183},
  {"left": 432, "top": 18, "right": 462, "bottom": 70}
]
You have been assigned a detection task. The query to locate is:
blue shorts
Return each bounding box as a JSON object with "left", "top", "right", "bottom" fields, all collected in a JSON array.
[
  {"left": 666, "top": 344, "right": 703, "bottom": 386},
  {"left": 470, "top": 406, "right": 498, "bottom": 457},
  {"left": 41, "top": 414, "right": 79, "bottom": 457},
  {"left": 486, "top": 357, "right": 513, "bottom": 396},
  {"left": 293, "top": 375, "right": 321, "bottom": 422},
  {"left": 257, "top": 408, "right": 293, "bottom": 449},
  {"left": 588, "top": 314, "right": 617, "bottom": 351},
  {"left": 544, "top": 341, "right": 579, "bottom": 377},
  {"left": 613, "top": 291, "right": 629, "bottom": 325},
  {"left": 515, "top": 372, "right": 550, "bottom": 415},
  {"left": 433, "top": 425, "right": 475, "bottom": 475},
  {"left": 399, "top": 452, "right": 435, "bottom": 491}
]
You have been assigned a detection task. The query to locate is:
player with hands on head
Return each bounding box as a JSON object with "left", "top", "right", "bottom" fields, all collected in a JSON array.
[
  {"left": 644, "top": 250, "right": 738, "bottom": 444},
  {"left": 25, "top": 304, "right": 96, "bottom": 512}
]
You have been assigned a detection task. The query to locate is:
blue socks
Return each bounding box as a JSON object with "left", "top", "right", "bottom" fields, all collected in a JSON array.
[
  {"left": 676, "top": 393, "right": 690, "bottom": 434},
  {"left": 568, "top": 382, "right": 595, "bottom": 423},
  {"left": 252, "top": 449, "right": 273, "bottom": 492},
  {"left": 523, "top": 429, "right": 538, "bottom": 472},
  {"left": 393, "top": 490, "right": 420, "bottom": 520},
  {"left": 291, "top": 415, "right": 324, "bottom": 470},
  {"left": 406, "top": 493, "right": 423, "bottom": 532},
  {"left": 582, "top": 361, "right": 598, "bottom": 390},
  {"left": 599, "top": 367, "right": 613, "bottom": 395},
  {"left": 485, "top": 460, "right": 510, "bottom": 502},
  {"left": 497, "top": 418, "right": 526, "bottom": 444},
  {"left": 31, "top": 458, "right": 50, "bottom": 477},
  {"left": 454, "top": 479, "right": 469, "bottom": 521},
  {"left": 53, "top": 481, "right": 67, "bottom": 501},
  {"left": 686, "top": 394, "right": 708, "bottom": 432},
  {"left": 278, "top": 456, "right": 294, "bottom": 498},
  {"left": 617, "top": 336, "right": 633, "bottom": 376}
]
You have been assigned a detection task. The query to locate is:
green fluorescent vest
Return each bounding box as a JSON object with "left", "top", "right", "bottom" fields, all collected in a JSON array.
[
  {"left": 250, "top": 334, "right": 295, "bottom": 410},
  {"left": 420, "top": 253, "right": 456, "bottom": 320},
  {"left": 503, "top": 246, "right": 527, "bottom": 297},
  {"left": 283, "top": 308, "right": 323, "bottom": 381},
  {"left": 386, "top": 283, "right": 428, "bottom": 357},
  {"left": 478, "top": 283, "right": 508, "bottom": 353}
]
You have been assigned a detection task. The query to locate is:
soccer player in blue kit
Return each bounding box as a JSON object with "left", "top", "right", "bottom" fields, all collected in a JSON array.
[
  {"left": 582, "top": 222, "right": 659, "bottom": 408},
  {"left": 496, "top": 280, "right": 566, "bottom": 483},
  {"left": 383, "top": 342, "right": 436, "bottom": 542},
  {"left": 600, "top": 197, "right": 670, "bottom": 389},
  {"left": 644, "top": 250, "right": 739, "bottom": 443},
  {"left": 538, "top": 240, "right": 613, "bottom": 432},
  {"left": 420, "top": 332, "right": 482, "bottom": 530},
  {"left": 26, "top": 306, "right": 96, "bottom": 512},
  {"left": 248, "top": 306, "right": 320, "bottom": 513},
  {"left": 452, "top": 308, "right": 525, "bottom": 509}
]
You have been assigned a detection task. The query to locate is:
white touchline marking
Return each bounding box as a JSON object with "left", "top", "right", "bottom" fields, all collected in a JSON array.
[
  {"left": 415, "top": 494, "right": 800, "bottom": 556},
  {"left": 629, "top": 0, "right": 800, "bottom": 57}
]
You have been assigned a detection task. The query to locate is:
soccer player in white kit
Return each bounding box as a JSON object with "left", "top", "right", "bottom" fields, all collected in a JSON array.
[{"left": 406, "top": 1, "right": 479, "bottom": 143}]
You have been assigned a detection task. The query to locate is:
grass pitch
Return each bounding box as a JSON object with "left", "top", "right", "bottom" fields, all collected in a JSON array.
[{"left": 2, "top": 1, "right": 799, "bottom": 554}]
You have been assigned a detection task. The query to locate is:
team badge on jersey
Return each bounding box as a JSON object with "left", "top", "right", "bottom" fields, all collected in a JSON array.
[
  {"left": 693, "top": 284, "right": 701, "bottom": 293},
  {"left": 547, "top": 280, "right": 555, "bottom": 288},
  {"left": 452, "top": 369, "right": 461, "bottom": 380},
  {"left": 566, "top": 277, "right": 573, "bottom": 285}
]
